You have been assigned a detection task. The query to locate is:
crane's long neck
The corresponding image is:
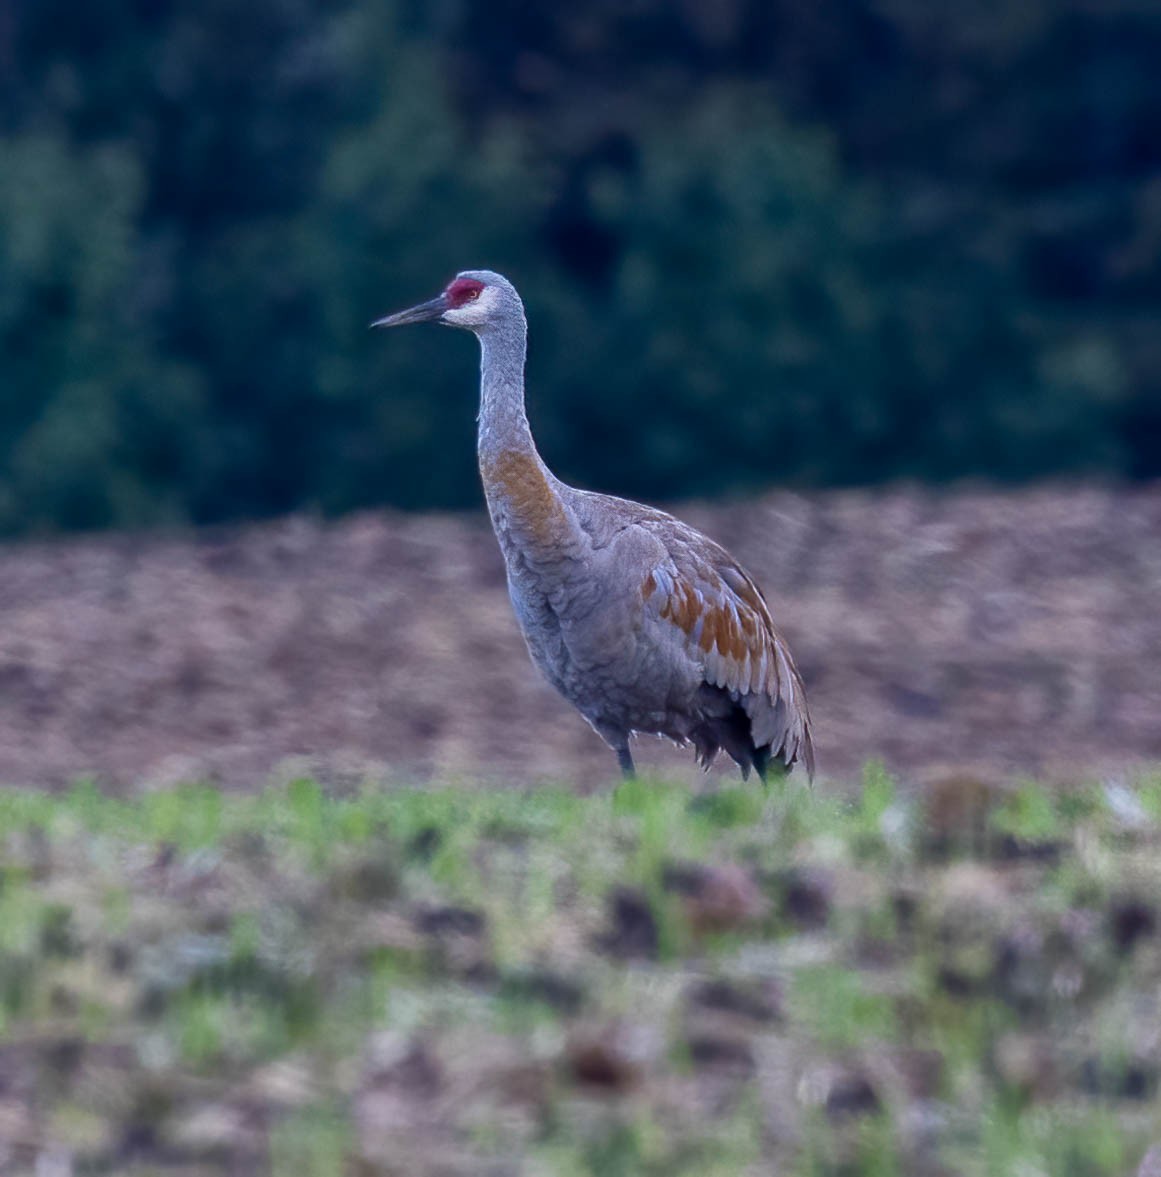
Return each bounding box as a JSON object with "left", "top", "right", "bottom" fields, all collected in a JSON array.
[
  {"left": 476, "top": 319, "right": 576, "bottom": 557},
  {"left": 477, "top": 319, "right": 535, "bottom": 462}
]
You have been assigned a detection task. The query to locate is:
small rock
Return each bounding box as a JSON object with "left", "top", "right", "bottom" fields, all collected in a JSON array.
[
  {"left": 407, "top": 826, "right": 442, "bottom": 860},
  {"left": 410, "top": 907, "right": 492, "bottom": 977},
  {"left": 825, "top": 1070, "right": 881, "bottom": 1119},
  {"left": 1109, "top": 896, "right": 1156, "bottom": 955},
  {"left": 365, "top": 1040, "right": 442, "bottom": 1099},
  {"left": 664, "top": 863, "right": 766, "bottom": 934},
  {"left": 934, "top": 862, "right": 1011, "bottom": 914},
  {"left": 596, "top": 887, "right": 659, "bottom": 959},
  {"left": 685, "top": 1033, "right": 755, "bottom": 1074},
  {"left": 774, "top": 866, "right": 833, "bottom": 929},
  {"left": 492, "top": 1059, "right": 554, "bottom": 1109},
  {"left": 414, "top": 905, "right": 486, "bottom": 937},
  {"left": 687, "top": 978, "right": 783, "bottom": 1024},
  {"left": 501, "top": 969, "right": 585, "bottom": 1015},
  {"left": 107, "top": 941, "right": 133, "bottom": 974},
  {"left": 248, "top": 1058, "right": 315, "bottom": 1108},
  {"left": 993, "top": 1032, "right": 1057, "bottom": 1099},
  {"left": 891, "top": 885, "right": 921, "bottom": 932},
  {"left": 566, "top": 1022, "right": 657, "bottom": 1092},
  {"left": 1103, "top": 780, "right": 1152, "bottom": 830},
  {"left": 168, "top": 1102, "right": 254, "bottom": 1152},
  {"left": 798, "top": 1064, "right": 881, "bottom": 1120},
  {"left": 364, "top": 911, "right": 423, "bottom": 954},
  {"left": 1078, "top": 1055, "right": 1157, "bottom": 1101},
  {"left": 993, "top": 834, "right": 1063, "bottom": 864},
  {"left": 887, "top": 1048, "right": 945, "bottom": 1099}
]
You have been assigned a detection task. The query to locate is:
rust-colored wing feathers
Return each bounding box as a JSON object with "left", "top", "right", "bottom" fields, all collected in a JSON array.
[{"left": 642, "top": 537, "right": 814, "bottom": 779}]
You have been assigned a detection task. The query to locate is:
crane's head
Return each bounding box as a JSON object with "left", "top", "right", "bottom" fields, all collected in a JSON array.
[{"left": 372, "top": 270, "right": 523, "bottom": 334}]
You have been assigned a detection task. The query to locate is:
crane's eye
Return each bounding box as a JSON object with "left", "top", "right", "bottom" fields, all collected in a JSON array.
[{"left": 447, "top": 277, "right": 486, "bottom": 307}]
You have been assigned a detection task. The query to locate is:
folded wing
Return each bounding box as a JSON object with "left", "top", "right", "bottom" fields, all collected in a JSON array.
[{"left": 641, "top": 533, "right": 814, "bottom": 779}]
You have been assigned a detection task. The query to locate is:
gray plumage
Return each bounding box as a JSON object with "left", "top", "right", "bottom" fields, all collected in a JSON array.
[{"left": 374, "top": 270, "right": 814, "bottom": 781}]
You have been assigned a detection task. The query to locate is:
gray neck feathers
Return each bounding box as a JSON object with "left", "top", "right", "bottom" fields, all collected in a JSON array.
[{"left": 477, "top": 315, "right": 535, "bottom": 461}]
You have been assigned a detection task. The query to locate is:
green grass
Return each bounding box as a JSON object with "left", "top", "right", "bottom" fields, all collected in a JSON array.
[{"left": 0, "top": 766, "right": 1159, "bottom": 1175}]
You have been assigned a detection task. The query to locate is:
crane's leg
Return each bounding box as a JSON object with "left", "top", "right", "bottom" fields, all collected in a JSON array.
[{"left": 615, "top": 745, "right": 636, "bottom": 780}]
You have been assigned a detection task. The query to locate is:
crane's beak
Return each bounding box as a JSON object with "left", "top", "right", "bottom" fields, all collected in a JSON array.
[{"left": 371, "top": 293, "right": 448, "bottom": 329}]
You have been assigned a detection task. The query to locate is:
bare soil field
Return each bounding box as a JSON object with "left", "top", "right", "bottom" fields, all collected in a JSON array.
[{"left": 0, "top": 482, "right": 1157, "bottom": 791}]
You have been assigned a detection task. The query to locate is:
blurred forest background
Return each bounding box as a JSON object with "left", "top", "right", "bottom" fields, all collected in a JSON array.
[{"left": 1, "top": 0, "right": 1160, "bottom": 535}]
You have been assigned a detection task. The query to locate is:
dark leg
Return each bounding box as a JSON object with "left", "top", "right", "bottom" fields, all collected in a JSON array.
[{"left": 616, "top": 745, "right": 636, "bottom": 779}]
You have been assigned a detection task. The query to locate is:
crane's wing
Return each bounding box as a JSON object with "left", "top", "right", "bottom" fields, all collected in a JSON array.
[{"left": 640, "top": 532, "right": 814, "bottom": 779}]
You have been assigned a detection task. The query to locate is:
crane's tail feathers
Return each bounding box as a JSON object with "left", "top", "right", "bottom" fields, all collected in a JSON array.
[
  {"left": 742, "top": 693, "right": 814, "bottom": 785},
  {"left": 687, "top": 685, "right": 817, "bottom": 783}
]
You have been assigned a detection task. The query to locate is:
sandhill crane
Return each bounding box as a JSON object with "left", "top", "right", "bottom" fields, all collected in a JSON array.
[{"left": 374, "top": 271, "right": 814, "bottom": 781}]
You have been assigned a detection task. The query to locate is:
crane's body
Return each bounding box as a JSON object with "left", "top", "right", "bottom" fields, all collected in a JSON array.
[{"left": 375, "top": 271, "right": 813, "bottom": 781}]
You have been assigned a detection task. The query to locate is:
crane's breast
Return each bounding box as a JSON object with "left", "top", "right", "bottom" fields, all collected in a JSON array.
[{"left": 480, "top": 449, "right": 569, "bottom": 549}]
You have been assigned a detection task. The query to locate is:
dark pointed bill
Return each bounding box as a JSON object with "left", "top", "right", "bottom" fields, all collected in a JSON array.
[{"left": 371, "top": 293, "right": 448, "bottom": 329}]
